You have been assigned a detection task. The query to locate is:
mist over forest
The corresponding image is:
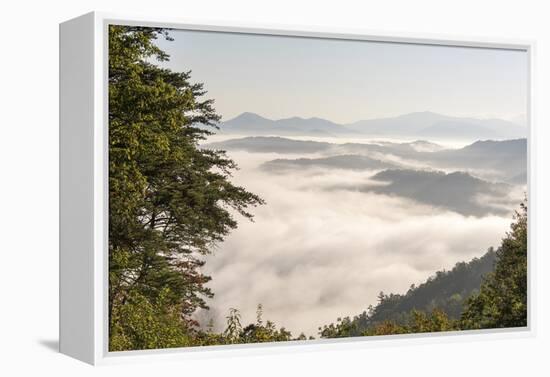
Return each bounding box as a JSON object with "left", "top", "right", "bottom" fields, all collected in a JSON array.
[
  {"left": 199, "top": 124, "right": 526, "bottom": 336},
  {"left": 109, "top": 26, "right": 528, "bottom": 351}
]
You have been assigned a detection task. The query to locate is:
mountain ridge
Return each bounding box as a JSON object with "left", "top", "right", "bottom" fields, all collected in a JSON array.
[
  {"left": 320, "top": 248, "right": 498, "bottom": 336},
  {"left": 219, "top": 111, "right": 526, "bottom": 139}
]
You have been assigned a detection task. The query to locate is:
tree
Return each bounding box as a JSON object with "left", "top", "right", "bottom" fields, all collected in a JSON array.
[
  {"left": 363, "top": 309, "right": 458, "bottom": 336},
  {"left": 109, "top": 289, "right": 194, "bottom": 351},
  {"left": 108, "top": 25, "right": 264, "bottom": 350},
  {"left": 461, "top": 201, "right": 528, "bottom": 329},
  {"left": 239, "top": 305, "right": 293, "bottom": 343},
  {"left": 319, "top": 316, "right": 360, "bottom": 338},
  {"left": 222, "top": 305, "right": 296, "bottom": 344},
  {"left": 319, "top": 249, "right": 497, "bottom": 338},
  {"left": 223, "top": 308, "right": 243, "bottom": 344}
]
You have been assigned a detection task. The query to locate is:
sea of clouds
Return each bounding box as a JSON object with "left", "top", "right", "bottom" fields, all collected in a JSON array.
[{"left": 194, "top": 145, "right": 514, "bottom": 337}]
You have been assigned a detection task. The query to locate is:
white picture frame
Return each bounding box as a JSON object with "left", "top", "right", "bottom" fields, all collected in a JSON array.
[{"left": 60, "top": 11, "right": 536, "bottom": 365}]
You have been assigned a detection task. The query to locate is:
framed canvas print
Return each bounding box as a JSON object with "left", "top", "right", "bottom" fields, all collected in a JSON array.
[{"left": 59, "top": 12, "right": 534, "bottom": 365}]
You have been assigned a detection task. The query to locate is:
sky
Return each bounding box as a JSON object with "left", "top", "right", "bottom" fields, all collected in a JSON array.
[
  {"left": 154, "top": 29, "right": 528, "bottom": 124},
  {"left": 140, "top": 28, "right": 529, "bottom": 336}
]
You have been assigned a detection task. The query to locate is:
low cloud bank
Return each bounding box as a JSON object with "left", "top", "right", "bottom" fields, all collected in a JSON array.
[{"left": 196, "top": 149, "right": 516, "bottom": 337}]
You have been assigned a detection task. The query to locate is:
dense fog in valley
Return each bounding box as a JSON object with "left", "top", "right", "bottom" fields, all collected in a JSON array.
[
  {"left": 107, "top": 27, "right": 530, "bottom": 351},
  {"left": 196, "top": 128, "right": 527, "bottom": 336}
]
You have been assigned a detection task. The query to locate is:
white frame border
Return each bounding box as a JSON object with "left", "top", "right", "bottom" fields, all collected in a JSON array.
[{"left": 60, "top": 11, "right": 536, "bottom": 365}]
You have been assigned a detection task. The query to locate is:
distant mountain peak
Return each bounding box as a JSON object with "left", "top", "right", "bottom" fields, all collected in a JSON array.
[
  {"left": 464, "top": 138, "right": 526, "bottom": 149},
  {"left": 221, "top": 111, "right": 526, "bottom": 139},
  {"left": 220, "top": 112, "right": 354, "bottom": 135},
  {"left": 227, "top": 112, "right": 269, "bottom": 121}
]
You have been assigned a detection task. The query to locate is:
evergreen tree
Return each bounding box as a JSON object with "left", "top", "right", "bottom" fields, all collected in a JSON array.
[
  {"left": 221, "top": 305, "right": 297, "bottom": 344},
  {"left": 108, "top": 25, "right": 264, "bottom": 350},
  {"left": 364, "top": 309, "right": 458, "bottom": 336},
  {"left": 461, "top": 201, "right": 528, "bottom": 329}
]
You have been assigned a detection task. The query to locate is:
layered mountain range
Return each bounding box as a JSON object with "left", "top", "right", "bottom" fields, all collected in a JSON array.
[
  {"left": 206, "top": 136, "right": 526, "bottom": 217},
  {"left": 218, "top": 111, "right": 526, "bottom": 140}
]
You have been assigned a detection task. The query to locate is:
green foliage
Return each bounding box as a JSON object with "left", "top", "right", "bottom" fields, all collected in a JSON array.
[
  {"left": 318, "top": 316, "right": 359, "bottom": 338},
  {"left": 319, "top": 308, "right": 459, "bottom": 338},
  {"left": 108, "top": 24, "right": 527, "bottom": 348},
  {"left": 321, "top": 200, "right": 527, "bottom": 338},
  {"left": 193, "top": 305, "right": 308, "bottom": 346},
  {"left": 320, "top": 249, "right": 497, "bottom": 337},
  {"left": 320, "top": 308, "right": 458, "bottom": 338},
  {"left": 461, "top": 201, "right": 528, "bottom": 329},
  {"left": 108, "top": 26, "right": 304, "bottom": 350},
  {"left": 364, "top": 309, "right": 458, "bottom": 336},
  {"left": 108, "top": 25, "right": 264, "bottom": 351},
  {"left": 239, "top": 305, "right": 294, "bottom": 343},
  {"left": 373, "top": 250, "right": 497, "bottom": 322},
  {"left": 219, "top": 305, "right": 301, "bottom": 344},
  {"left": 223, "top": 308, "right": 243, "bottom": 344},
  {"left": 110, "top": 288, "right": 194, "bottom": 351}
]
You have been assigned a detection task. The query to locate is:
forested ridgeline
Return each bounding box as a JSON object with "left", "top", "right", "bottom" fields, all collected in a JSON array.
[
  {"left": 319, "top": 249, "right": 497, "bottom": 338},
  {"left": 320, "top": 201, "right": 528, "bottom": 338},
  {"left": 108, "top": 25, "right": 527, "bottom": 351}
]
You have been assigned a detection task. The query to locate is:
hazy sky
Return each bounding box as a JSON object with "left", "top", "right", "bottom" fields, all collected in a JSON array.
[{"left": 154, "top": 29, "right": 528, "bottom": 124}]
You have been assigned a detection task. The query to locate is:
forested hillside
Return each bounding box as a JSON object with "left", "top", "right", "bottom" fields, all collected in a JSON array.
[
  {"left": 320, "top": 202, "right": 527, "bottom": 338},
  {"left": 319, "top": 249, "right": 496, "bottom": 337}
]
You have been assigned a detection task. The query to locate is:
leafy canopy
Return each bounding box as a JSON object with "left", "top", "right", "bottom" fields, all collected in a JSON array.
[
  {"left": 461, "top": 201, "right": 527, "bottom": 329},
  {"left": 108, "top": 25, "right": 264, "bottom": 350}
]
